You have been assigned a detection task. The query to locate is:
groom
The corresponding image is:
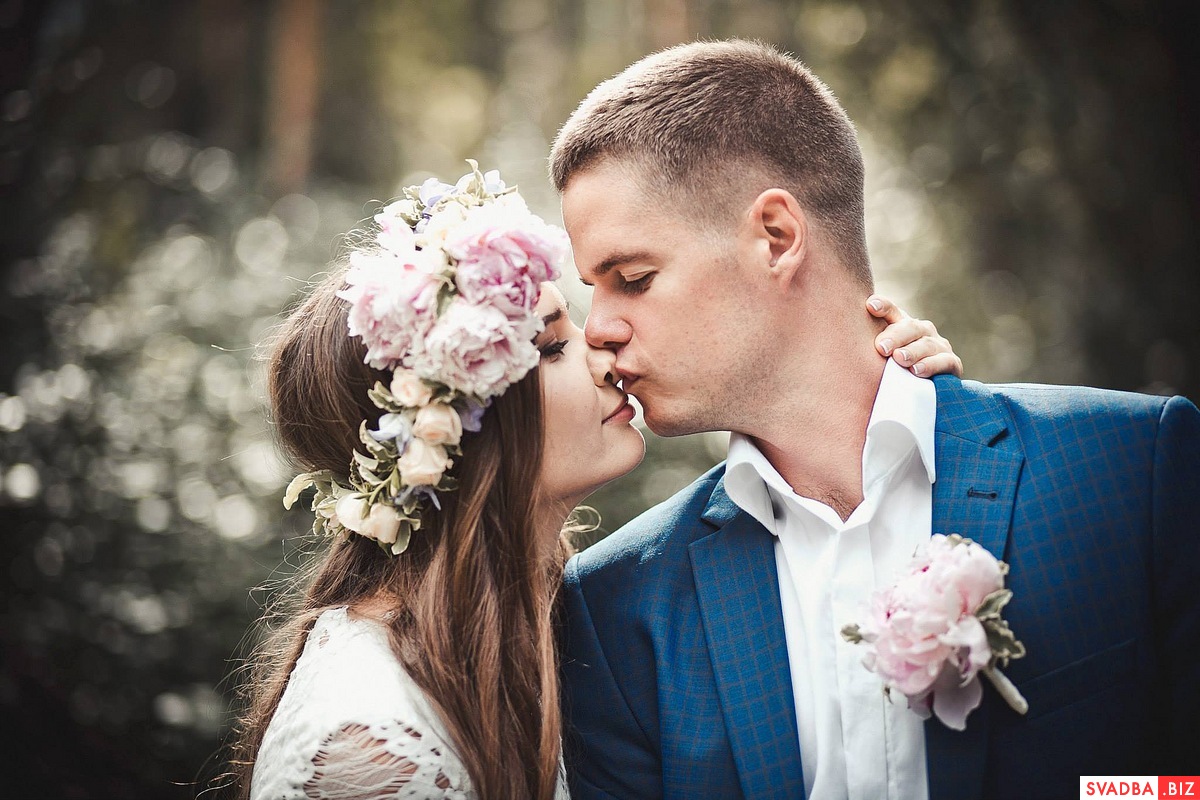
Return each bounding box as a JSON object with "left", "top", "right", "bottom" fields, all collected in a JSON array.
[{"left": 552, "top": 40, "right": 1200, "bottom": 800}]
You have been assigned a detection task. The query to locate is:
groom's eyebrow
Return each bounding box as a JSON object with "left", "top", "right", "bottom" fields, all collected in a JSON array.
[{"left": 578, "top": 251, "right": 653, "bottom": 286}]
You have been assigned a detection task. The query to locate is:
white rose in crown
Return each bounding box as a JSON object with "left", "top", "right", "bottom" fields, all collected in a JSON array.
[
  {"left": 389, "top": 369, "right": 434, "bottom": 408},
  {"left": 413, "top": 402, "right": 463, "bottom": 447},
  {"left": 359, "top": 505, "right": 402, "bottom": 545},
  {"left": 332, "top": 493, "right": 369, "bottom": 532},
  {"left": 333, "top": 494, "right": 402, "bottom": 545},
  {"left": 397, "top": 438, "right": 452, "bottom": 486},
  {"left": 841, "top": 534, "right": 1028, "bottom": 730}
]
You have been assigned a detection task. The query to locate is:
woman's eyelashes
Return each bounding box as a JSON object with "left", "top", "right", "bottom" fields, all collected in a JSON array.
[{"left": 538, "top": 339, "right": 567, "bottom": 361}]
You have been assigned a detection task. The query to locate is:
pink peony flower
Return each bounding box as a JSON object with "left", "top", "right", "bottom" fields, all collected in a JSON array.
[
  {"left": 409, "top": 297, "right": 540, "bottom": 400},
  {"left": 374, "top": 200, "right": 419, "bottom": 253},
  {"left": 337, "top": 248, "right": 444, "bottom": 370},
  {"left": 853, "top": 534, "right": 1007, "bottom": 730},
  {"left": 445, "top": 197, "right": 568, "bottom": 317}
]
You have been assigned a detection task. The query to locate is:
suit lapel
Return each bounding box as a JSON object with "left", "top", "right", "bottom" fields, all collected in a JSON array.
[
  {"left": 690, "top": 480, "right": 806, "bottom": 800},
  {"left": 925, "top": 375, "right": 1025, "bottom": 800}
]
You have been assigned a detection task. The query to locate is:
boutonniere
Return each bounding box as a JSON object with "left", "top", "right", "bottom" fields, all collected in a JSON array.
[{"left": 841, "top": 534, "right": 1028, "bottom": 730}]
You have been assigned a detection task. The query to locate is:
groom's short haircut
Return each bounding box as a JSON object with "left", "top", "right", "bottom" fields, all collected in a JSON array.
[{"left": 550, "top": 39, "right": 871, "bottom": 286}]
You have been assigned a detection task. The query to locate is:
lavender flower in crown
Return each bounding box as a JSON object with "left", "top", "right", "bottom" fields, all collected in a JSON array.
[{"left": 284, "top": 161, "right": 568, "bottom": 555}]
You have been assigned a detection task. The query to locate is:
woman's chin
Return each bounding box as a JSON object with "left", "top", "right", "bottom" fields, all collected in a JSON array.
[
  {"left": 618, "top": 432, "right": 648, "bottom": 477},
  {"left": 576, "top": 443, "right": 647, "bottom": 503}
]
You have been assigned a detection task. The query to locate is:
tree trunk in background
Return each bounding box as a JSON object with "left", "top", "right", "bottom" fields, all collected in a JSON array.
[
  {"left": 264, "top": 0, "right": 323, "bottom": 195},
  {"left": 198, "top": 0, "right": 257, "bottom": 152}
]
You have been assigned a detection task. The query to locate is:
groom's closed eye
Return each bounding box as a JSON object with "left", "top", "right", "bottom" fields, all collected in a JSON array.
[
  {"left": 618, "top": 273, "right": 654, "bottom": 294},
  {"left": 579, "top": 250, "right": 656, "bottom": 287}
]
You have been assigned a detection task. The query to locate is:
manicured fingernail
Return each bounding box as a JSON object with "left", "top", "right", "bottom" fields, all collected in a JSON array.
[
  {"left": 879, "top": 338, "right": 893, "bottom": 355},
  {"left": 897, "top": 348, "right": 909, "bottom": 363},
  {"left": 868, "top": 297, "right": 883, "bottom": 312},
  {"left": 912, "top": 362, "right": 926, "bottom": 375}
]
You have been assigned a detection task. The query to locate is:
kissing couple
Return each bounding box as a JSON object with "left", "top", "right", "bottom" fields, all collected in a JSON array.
[{"left": 228, "top": 40, "right": 1200, "bottom": 800}]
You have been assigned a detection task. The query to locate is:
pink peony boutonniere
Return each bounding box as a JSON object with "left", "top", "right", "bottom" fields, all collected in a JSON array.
[{"left": 841, "top": 533, "right": 1028, "bottom": 730}]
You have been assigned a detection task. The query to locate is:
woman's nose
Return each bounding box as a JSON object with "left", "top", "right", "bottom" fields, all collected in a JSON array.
[{"left": 585, "top": 342, "right": 619, "bottom": 387}]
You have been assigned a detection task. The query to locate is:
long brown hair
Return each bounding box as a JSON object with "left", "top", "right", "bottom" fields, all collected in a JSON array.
[{"left": 225, "top": 270, "right": 566, "bottom": 799}]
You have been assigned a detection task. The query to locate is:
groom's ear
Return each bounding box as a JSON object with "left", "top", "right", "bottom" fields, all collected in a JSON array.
[{"left": 747, "top": 189, "right": 808, "bottom": 283}]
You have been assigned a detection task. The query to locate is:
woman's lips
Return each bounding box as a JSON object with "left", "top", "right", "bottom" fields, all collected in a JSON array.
[{"left": 603, "top": 396, "right": 634, "bottom": 424}]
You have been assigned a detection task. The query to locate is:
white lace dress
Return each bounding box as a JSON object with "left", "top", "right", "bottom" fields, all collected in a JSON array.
[{"left": 250, "top": 607, "right": 568, "bottom": 800}]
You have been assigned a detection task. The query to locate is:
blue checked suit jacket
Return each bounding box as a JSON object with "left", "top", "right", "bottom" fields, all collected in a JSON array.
[{"left": 561, "top": 376, "right": 1200, "bottom": 800}]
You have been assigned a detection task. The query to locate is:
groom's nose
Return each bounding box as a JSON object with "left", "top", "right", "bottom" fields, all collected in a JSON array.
[{"left": 584, "top": 305, "right": 632, "bottom": 352}]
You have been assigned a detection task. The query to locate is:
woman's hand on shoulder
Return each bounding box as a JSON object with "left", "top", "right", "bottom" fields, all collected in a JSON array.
[{"left": 866, "top": 294, "right": 962, "bottom": 378}]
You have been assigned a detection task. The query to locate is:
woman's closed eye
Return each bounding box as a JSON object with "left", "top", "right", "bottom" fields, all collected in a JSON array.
[{"left": 538, "top": 339, "right": 567, "bottom": 361}]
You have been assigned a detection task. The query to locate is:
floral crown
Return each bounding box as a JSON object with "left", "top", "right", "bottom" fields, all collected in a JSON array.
[{"left": 283, "top": 162, "right": 567, "bottom": 554}]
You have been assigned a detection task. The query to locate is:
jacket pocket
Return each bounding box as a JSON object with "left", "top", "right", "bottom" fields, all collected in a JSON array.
[{"left": 1015, "top": 637, "right": 1138, "bottom": 721}]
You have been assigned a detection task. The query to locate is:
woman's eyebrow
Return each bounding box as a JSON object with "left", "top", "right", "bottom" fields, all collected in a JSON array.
[{"left": 541, "top": 308, "right": 564, "bottom": 326}]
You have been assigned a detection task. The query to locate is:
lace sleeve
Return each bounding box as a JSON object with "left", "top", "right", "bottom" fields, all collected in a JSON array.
[{"left": 302, "top": 720, "right": 469, "bottom": 800}]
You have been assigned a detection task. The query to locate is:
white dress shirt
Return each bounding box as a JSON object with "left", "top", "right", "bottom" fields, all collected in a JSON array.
[{"left": 724, "top": 359, "right": 936, "bottom": 800}]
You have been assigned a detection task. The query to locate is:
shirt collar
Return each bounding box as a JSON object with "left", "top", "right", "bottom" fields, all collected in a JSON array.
[
  {"left": 865, "top": 358, "right": 937, "bottom": 484},
  {"left": 724, "top": 359, "right": 937, "bottom": 530},
  {"left": 725, "top": 433, "right": 787, "bottom": 533}
]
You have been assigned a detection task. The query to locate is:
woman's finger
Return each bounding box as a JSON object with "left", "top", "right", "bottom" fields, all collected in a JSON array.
[
  {"left": 893, "top": 335, "right": 953, "bottom": 367},
  {"left": 866, "top": 294, "right": 906, "bottom": 325},
  {"left": 907, "top": 351, "right": 964, "bottom": 378},
  {"left": 875, "top": 316, "right": 929, "bottom": 357}
]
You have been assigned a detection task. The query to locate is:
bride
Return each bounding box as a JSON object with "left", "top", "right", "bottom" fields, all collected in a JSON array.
[{"left": 226, "top": 164, "right": 959, "bottom": 800}]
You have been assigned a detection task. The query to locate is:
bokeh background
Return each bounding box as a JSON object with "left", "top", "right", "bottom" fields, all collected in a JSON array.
[{"left": 1, "top": 0, "right": 1196, "bottom": 796}]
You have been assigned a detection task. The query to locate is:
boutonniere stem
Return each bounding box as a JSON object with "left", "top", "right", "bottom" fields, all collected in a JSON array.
[{"left": 983, "top": 664, "right": 1027, "bottom": 715}]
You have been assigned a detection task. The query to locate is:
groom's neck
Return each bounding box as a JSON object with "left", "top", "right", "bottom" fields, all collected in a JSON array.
[{"left": 742, "top": 305, "right": 887, "bottom": 521}]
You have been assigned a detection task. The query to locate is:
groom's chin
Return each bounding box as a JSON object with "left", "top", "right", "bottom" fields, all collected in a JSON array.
[{"left": 640, "top": 406, "right": 703, "bottom": 439}]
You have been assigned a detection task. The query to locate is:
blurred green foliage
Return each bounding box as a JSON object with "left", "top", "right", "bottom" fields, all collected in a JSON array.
[{"left": 0, "top": 0, "right": 1195, "bottom": 796}]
